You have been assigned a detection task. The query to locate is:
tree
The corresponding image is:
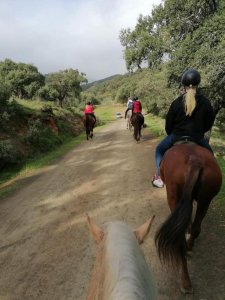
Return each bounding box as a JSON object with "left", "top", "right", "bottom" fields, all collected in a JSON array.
[
  {"left": 0, "top": 79, "right": 10, "bottom": 111},
  {"left": 37, "top": 86, "right": 59, "bottom": 101},
  {"left": 46, "top": 69, "right": 87, "bottom": 107},
  {"left": 120, "top": 14, "right": 165, "bottom": 72},
  {"left": 0, "top": 59, "right": 45, "bottom": 99}
]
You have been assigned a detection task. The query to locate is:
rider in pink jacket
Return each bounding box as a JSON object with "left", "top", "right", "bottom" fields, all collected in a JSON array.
[
  {"left": 132, "top": 96, "right": 142, "bottom": 113},
  {"left": 83, "top": 101, "right": 96, "bottom": 122}
]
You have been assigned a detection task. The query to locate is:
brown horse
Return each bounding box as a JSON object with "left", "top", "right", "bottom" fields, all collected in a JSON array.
[
  {"left": 83, "top": 114, "right": 96, "bottom": 140},
  {"left": 86, "top": 214, "right": 157, "bottom": 299},
  {"left": 130, "top": 113, "right": 144, "bottom": 142},
  {"left": 155, "top": 143, "right": 222, "bottom": 293}
]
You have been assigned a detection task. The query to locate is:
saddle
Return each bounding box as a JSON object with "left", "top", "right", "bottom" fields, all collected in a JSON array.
[{"left": 173, "top": 136, "right": 197, "bottom": 146}]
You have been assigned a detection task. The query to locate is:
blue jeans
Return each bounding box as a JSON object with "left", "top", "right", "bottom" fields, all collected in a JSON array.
[{"left": 155, "top": 134, "right": 213, "bottom": 175}]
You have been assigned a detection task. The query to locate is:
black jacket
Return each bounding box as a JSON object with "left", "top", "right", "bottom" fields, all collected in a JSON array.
[{"left": 165, "top": 94, "right": 214, "bottom": 140}]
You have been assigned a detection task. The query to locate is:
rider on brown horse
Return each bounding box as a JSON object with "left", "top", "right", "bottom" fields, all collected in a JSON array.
[
  {"left": 152, "top": 69, "right": 215, "bottom": 188},
  {"left": 83, "top": 101, "right": 96, "bottom": 123}
]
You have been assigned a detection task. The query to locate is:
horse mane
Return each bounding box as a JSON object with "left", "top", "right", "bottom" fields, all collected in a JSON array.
[{"left": 101, "top": 221, "right": 157, "bottom": 299}]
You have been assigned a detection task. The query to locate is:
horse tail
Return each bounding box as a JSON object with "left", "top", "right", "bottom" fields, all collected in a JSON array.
[
  {"left": 155, "top": 155, "right": 203, "bottom": 267},
  {"left": 133, "top": 114, "right": 143, "bottom": 141},
  {"left": 134, "top": 120, "right": 139, "bottom": 141}
]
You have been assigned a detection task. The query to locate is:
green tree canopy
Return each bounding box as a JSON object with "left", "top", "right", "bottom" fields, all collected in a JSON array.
[
  {"left": 46, "top": 69, "right": 87, "bottom": 107},
  {"left": 120, "top": 0, "right": 225, "bottom": 102},
  {"left": 0, "top": 59, "right": 45, "bottom": 99}
]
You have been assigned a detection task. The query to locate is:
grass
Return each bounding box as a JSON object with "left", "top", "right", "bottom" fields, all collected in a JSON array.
[
  {"left": 95, "top": 102, "right": 124, "bottom": 123},
  {"left": 144, "top": 113, "right": 165, "bottom": 137},
  {"left": 0, "top": 133, "right": 87, "bottom": 197},
  {"left": 216, "top": 157, "right": 225, "bottom": 204},
  {"left": 15, "top": 98, "right": 47, "bottom": 110},
  {"left": 22, "top": 133, "right": 86, "bottom": 170}
]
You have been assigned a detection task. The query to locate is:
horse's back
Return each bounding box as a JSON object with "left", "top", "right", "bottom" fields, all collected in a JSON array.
[
  {"left": 131, "top": 113, "right": 144, "bottom": 125},
  {"left": 161, "top": 144, "right": 222, "bottom": 197},
  {"left": 85, "top": 114, "right": 95, "bottom": 125}
]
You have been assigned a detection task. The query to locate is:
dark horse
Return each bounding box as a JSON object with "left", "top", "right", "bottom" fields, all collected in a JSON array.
[
  {"left": 83, "top": 114, "right": 96, "bottom": 140},
  {"left": 130, "top": 113, "right": 144, "bottom": 142},
  {"left": 155, "top": 143, "right": 222, "bottom": 293}
]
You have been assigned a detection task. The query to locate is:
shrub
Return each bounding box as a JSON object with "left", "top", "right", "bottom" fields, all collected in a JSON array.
[
  {"left": 0, "top": 111, "right": 10, "bottom": 131},
  {"left": 0, "top": 80, "right": 10, "bottom": 109},
  {"left": 25, "top": 119, "right": 62, "bottom": 153},
  {"left": 0, "top": 140, "right": 22, "bottom": 169},
  {"left": 146, "top": 102, "right": 160, "bottom": 115}
]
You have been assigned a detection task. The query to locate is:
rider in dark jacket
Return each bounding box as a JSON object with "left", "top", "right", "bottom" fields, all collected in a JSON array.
[
  {"left": 165, "top": 93, "right": 214, "bottom": 140},
  {"left": 152, "top": 69, "right": 214, "bottom": 188}
]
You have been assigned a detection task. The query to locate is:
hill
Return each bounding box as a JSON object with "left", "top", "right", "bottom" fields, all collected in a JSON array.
[
  {"left": 81, "top": 67, "right": 177, "bottom": 116},
  {"left": 81, "top": 74, "right": 122, "bottom": 91}
]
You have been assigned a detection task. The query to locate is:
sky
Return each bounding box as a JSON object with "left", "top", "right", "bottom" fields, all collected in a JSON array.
[{"left": 0, "top": 0, "right": 162, "bottom": 82}]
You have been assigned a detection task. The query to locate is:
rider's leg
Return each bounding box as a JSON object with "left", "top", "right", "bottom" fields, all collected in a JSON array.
[
  {"left": 92, "top": 114, "right": 96, "bottom": 123},
  {"left": 152, "top": 134, "right": 175, "bottom": 188},
  {"left": 155, "top": 134, "right": 176, "bottom": 175}
]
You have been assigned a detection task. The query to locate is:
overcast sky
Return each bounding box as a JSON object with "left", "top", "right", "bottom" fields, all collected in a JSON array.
[{"left": 0, "top": 0, "right": 162, "bottom": 82}]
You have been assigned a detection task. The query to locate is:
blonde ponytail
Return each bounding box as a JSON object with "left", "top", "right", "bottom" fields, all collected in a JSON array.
[{"left": 184, "top": 86, "right": 196, "bottom": 116}]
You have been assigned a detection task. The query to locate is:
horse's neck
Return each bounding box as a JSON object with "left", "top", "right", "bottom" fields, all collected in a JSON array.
[{"left": 103, "top": 222, "right": 156, "bottom": 300}]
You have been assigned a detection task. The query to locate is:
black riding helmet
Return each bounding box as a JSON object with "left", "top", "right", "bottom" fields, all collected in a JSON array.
[
  {"left": 87, "top": 101, "right": 91, "bottom": 105},
  {"left": 181, "top": 69, "right": 201, "bottom": 86},
  {"left": 133, "top": 96, "right": 138, "bottom": 101}
]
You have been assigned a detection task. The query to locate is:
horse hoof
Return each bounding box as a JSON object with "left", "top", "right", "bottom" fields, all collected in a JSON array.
[{"left": 180, "top": 286, "right": 193, "bottom": 294}]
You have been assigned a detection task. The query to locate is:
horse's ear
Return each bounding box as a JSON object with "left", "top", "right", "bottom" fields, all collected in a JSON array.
[
  {"left": 85, "top": 213, "right": 104, "bottom": 244},
  {"left": 134, "top": 215, "right": 155, "bottom": 244}
]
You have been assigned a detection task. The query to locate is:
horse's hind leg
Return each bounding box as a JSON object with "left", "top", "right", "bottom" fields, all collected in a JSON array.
[
  {"left": 139, "top": 127, "right": 142, "bottom": 138},
  {"left": 180, "top": 256, "right": 193, "bottom": 294},
  {"left": 136, "top": 128, "right": 140, "bottom": 141},
  {"left": 126, "top": 118, "right": 129, "bottom": 129},
  {"left": 129, "top": 120, "right": 132, "bottom": 131},
  {"left": 186, "top": 199, "right": 211, "bottom": 251}
]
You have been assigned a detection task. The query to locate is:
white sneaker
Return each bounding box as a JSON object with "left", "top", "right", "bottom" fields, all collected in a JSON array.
[{"left": 152, "top": 175, "right": 164, "bottom": 188}]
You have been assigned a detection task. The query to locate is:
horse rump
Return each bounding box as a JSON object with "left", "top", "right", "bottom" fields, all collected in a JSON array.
[
  {"left": 155, "top": 144, "right": 222, "bottom": 293},
  {"left": 131, "top": 113, "right": 144, "bottom": 142},
  {"left": 84, "top": 114, "right": 95, "bottom": 140}
]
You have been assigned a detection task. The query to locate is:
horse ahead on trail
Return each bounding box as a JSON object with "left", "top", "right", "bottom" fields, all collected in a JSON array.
[
  {"left": 86, "top": 214, "right": 157, "bottom": 300},
  {"left": 83, "top": 114, "right": 96, "bottom": 140},
  {"left": 130, "top": 113, "right": 144, "bottom": 142},
  {"left": 126, "top": 109, "right": 133, "bottom": 131},
  {"left": 155, "top": 142, "right": 222, "bottom": 294}
]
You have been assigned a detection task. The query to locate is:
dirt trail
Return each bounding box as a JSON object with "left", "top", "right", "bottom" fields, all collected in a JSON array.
[{"left": 0, "top": 119, "right": 224, "bottom": 300}]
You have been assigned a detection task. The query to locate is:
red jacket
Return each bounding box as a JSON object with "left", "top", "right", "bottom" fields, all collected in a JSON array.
[
  {"left": 133, "top": 100, "right": 142, "bottom": 113},
  {"left": 84, "top": 104, "right": 94, "bottom": 114}
]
